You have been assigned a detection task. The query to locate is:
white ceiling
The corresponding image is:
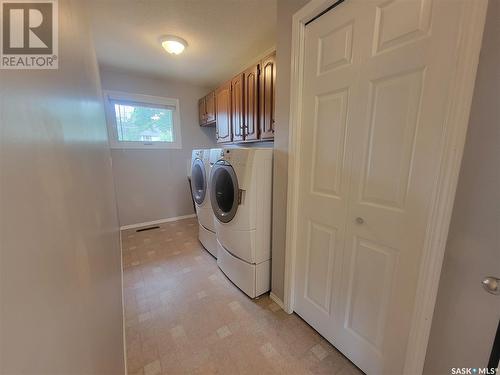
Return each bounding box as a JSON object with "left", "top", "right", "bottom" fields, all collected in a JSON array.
[{"left": 88, "top": 0, "right": 277, "bottom": 88}]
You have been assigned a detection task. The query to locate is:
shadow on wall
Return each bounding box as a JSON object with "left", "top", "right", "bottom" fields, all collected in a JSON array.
[{"left": 0, "top": 0, "right": 125, "bottom": 373}]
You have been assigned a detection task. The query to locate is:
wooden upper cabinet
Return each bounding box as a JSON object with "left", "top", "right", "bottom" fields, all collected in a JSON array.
[
  {"left": 205, "top": 91, "right": 216, "bottom": 123},
  {"left": 204, "top": 50, "right": 275, "bottom": 143},
  {"left": 198, "top": 91, "right": 216, "bottom": 126},
  {"left": 215, "top": 82, "right": 232, "bottom": 143},
  {"left": 259, "top": 52, "right": 276, "bottom": 140},
  {"left": 231, "top": 73, "right": 245, "bottom": 143},
  {"left": 198, "top": 97, "right": 206, "bottom": 125},
  {"left": 244, "top": 64, "right": 259, "bottom": 141}
]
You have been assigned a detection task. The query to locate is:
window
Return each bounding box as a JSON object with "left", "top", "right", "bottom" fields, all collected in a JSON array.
[{"left": 103, "top": 91, "right": 182, "bottom": 149}]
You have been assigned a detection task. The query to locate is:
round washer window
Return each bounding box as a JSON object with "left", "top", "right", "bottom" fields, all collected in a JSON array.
[
  {"left": 215, "top": 169, "right": 234, "bottom": 213},
  {"left": 210, "top": 162, "right": 239, "bottom": 223},
  {"left": 191, "top": 159, "right": 206, "bottom": 205}
]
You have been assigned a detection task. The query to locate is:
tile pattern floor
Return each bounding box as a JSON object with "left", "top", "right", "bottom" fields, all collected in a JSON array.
[{"left": 122, "top": 217, "right": 362, "bottom": 375}]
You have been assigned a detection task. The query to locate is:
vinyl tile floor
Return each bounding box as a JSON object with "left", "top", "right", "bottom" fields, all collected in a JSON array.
[{"left": 122, "top": 217, "right": 362, "bottom": 375}]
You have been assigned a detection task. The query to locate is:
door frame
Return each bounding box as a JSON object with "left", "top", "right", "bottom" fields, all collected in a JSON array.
[{"left": 283, "top": 0, "right": 488, "bottom": 373}]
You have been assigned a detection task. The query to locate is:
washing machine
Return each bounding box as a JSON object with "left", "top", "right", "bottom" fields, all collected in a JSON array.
[
  {"left": 209, "top": 147, "right": 273, "bottom": 298},
  {"left": 191, "top": 149, "right": 217, "bottom": 257}
]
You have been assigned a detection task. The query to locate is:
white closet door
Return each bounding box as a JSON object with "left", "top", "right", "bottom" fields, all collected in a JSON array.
[
  {"left": 294, "top": 0, "right": 371, "bottom": 350},
  {"left": 294, "top": 1, "right": 480, "bottom": 373}
]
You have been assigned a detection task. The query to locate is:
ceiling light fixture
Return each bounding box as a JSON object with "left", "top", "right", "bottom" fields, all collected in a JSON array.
[{"left": 160, "top": 35, "right": 188, "bottom": 55}]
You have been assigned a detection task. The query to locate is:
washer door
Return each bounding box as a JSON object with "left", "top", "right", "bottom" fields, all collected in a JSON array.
[
  {"left": 210, "top": 161, "right": 239, "bottom": 223},
  {"left": 191, "top": 158, "right": 206, "bottom": 205}
]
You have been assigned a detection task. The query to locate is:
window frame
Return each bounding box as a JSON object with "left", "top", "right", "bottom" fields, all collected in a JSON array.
[{"left": 103, "top": 90, "right": 183, "bottom": 149}]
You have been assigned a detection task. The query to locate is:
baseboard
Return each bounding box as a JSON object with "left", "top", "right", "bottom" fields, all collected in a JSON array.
[
  {"left": 120, "top": 214, "right": 197, "bottom": 230},
  {"left": 270, "top": 292, "right": 285, "bottom": 310}
]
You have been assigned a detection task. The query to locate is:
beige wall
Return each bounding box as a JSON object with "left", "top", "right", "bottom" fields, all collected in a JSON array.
[
  {"left": 0, "top": 1, "right": 125, "bottom": 374},
  {"left": 424, "top": 0, "right": 500, "bottom": 372},
  {"left": 99, "top": 69, "right": 217, "bottom": 227},
  {"left": 272, "top": 0, "right": 310, "bottom": 301}
]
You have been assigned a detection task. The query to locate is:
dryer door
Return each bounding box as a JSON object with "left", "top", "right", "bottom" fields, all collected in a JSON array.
[
  {"left": 191, "top": 158, "right": 207, "bottom": 205},
  {"left": 210, "top": 161, "right": 239, "bottom": 223}
]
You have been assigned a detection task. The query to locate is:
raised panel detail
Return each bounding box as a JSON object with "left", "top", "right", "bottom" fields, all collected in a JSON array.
[
  {"left": 260, "top": 52, "right": 276, "bottom": 139},
  {"left": 373, "top": 0, "right": 432, "bottom": 54},
  {"left": 311, "top": 89, "right": 349, "bottom": 198},
  {"left": 244, "top": 65, "right": 259, "bottom": 141},
  {"left": 360, "top": 69, "right": 423, "bottom": 210},
  {"left": 304, "top": 221, "right": 336, "bottom": 313},
  {"left": 231, "top": 73, "right": 245, "bottom": 142},
  {"left": 345, "top": 238, "right": 398, "bottom": 350},
  {"left": 215, "top": 82, "right": 232, "bottom": 143},
  {"left": 317, "top": 21, "right": 354, "bottom": 75}
]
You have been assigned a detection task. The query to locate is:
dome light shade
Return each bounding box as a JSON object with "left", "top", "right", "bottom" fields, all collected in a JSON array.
[{"left": 160, "top": 35, "right": 187, "bottom": 55}]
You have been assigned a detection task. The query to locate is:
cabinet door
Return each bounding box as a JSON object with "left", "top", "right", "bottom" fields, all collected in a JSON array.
[
  {"left": 198, "top": 97, "right": 206, "bottom": 126},
  {"left": 231, "top": 73, "right": 245, "bottom": 142},
  {"left": 215, "top": 82, "right": 232, "bottom": 143},
  {"left": 206, "top": 91, "right": 216, "bottom": 124},
  {"left": 244, "top": 64, "right": 259, "bottom": 141},
  {"left": 259, "top": 52, "right": 276, "bottom": 139}
]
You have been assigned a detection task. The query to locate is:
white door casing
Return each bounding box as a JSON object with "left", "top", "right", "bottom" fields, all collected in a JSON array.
[{"left": 284, "top": 0, "right": 488, "bottom": 374}]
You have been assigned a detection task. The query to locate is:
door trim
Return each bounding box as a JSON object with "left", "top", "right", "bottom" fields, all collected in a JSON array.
[{"left": 283, "top": 0, "right": 488, "bottom": 374}]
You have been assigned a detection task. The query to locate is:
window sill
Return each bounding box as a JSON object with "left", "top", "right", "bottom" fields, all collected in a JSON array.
[{"left": 109, "top": 142, "right": 182, "bottom": 150}]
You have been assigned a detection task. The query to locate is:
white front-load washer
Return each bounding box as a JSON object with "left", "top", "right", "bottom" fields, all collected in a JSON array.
[
  {"left": 209, "top": 147, "right": 273, "bottom": 298},
  {"left": 191, "top": 149, "right": 217, "bottom": 257}
]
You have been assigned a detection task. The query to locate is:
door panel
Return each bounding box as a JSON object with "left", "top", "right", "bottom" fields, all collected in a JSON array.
[
  {"left": 304, "top": 221, "right": 337, "bottom": 314},
  {"left": 345, "top": 238, "right": 398, "bottom": 351},
  {"left": 231, "top": 73, "right": 244, "bottom": 142},
  {"left": 259, "top": 52, "right": 276, "bottom": 139},
  {"left": 318, "top": 21, "right": 354, "bottom": 74},
  {"left": 311, "top": 88, "right": 349, "bottom": 198},
  {"left": 206, "top": 91, "right": 216, "bottom": 123},
  {"left": 294, "top": 1, "right": 364, "bottom": 349},
  {"left": 215, "top": 82, "right": 232, "bottom": 143},
  {"left": 373, "top": 0, "right": 432, "bottom": 54},
  {"left": 360, "top": 69, "right": 423, "bottom": 210},
  {"left": 294, "top": 1, "right": 478, "bottom": 374},
  {"left": 198, "top": 97, "right": 206, "bottom": 125},
  {"left": 244, "top": 65, "right": 259, "bottom": 141}
]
